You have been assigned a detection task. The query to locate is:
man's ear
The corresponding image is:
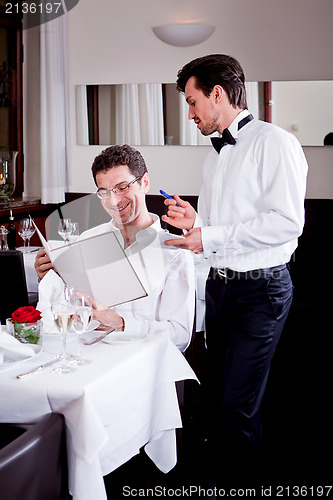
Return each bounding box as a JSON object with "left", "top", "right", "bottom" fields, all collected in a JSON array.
[
  {"left": 142, "top": 172, "right": 150, "bottom": 194},
  {"left": 212, "top": 85, "right": 224, "bottom": 103}
]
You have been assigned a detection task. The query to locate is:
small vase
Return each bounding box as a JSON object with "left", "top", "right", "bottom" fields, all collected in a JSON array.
[
  {"left": 6, "top": 319, "right": 42, "bottom": 345},
  {"left": 0, "top": 151, "right": 17, "bottom": 202}
]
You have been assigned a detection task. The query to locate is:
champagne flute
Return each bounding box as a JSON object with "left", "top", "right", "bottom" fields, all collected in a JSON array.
[
  {"left": 51, "top": 286, "right": 77, "bottom": 374},
  {"left": 58, "top": 218, "right": 72, "bottom": 244},
  {"left": 71, "top": 291, "right": 92, "bottom": 365}
]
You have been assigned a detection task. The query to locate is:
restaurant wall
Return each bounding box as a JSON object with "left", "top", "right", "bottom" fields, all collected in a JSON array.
[{"left": 67, "top": 0, "right": 333, "bottom": 198}]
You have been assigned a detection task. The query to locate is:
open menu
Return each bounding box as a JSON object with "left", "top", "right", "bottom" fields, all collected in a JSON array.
[{"left": 32, "top": 221, "right": 147, "bottom": 307}]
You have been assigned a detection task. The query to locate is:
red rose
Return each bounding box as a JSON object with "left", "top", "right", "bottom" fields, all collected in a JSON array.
[{"left": 11, "top": 306, "right": 42, "bottom": 324}]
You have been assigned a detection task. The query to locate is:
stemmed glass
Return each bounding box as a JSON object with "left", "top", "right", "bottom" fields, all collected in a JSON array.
[
  {"left": 58, "top": 218, "right": 72, "bottom": 244},
  {"left": 71, "top": 291, "right": 92, "bottom": 365},
  {"left": 67, "top": 222, "right": 80, "bottom": 243},
  {"left": 25, "top": 218, "right": 36, "bottom": 252},
  {"left": 18, "top": 218, "right": 36, "bottom": 253},
  {"left": 50, "top": 286, "right": 77, "bottom": 374},
  {"left": 17, "top": 219, "right": 28, "bottom": 252}
]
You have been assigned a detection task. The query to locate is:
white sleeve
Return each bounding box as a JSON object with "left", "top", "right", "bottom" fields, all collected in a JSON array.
[
  {"left": 201, "top": 131, "right": 308, "bottom": 256},
  {"left": 120, "top": 250, "right": 195, "bottom": 352}
]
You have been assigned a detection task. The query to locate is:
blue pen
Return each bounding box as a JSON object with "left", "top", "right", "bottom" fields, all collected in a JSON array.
[{"left": 159, "top": 190, "right": 180, "bottom": 206}]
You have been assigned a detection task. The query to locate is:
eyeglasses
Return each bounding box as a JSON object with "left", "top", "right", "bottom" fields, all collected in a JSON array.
[{"left": 96, "top": 176, "right": 142, "bottom": 199}]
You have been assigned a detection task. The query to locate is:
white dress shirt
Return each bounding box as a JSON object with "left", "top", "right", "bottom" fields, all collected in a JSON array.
[
  {"left": 38, "top": 214, "right": 195, "bottom": 352},
  {"left": 195, "top": 110, "right": 308, "bottom": 272}
]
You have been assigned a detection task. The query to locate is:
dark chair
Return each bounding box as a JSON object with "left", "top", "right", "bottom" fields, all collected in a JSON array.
[
  {"left": 0, "top": 250, "right": 38, "bottom": 324},
  {"left": 0, "top": 413, "right": 69, "bottom": 500}
]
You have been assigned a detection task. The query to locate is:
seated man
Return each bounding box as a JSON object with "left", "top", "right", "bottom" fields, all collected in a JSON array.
[{"left": 35, "top": 145, "right": 195, "bottom": 352}]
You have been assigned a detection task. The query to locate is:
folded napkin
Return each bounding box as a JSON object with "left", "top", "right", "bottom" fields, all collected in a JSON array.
[
  {"left": 37, "top": 270, "right": 66, "bottom": 334},
  {"left": 0, "top": 332, "right": 35, "bottom": 362}
]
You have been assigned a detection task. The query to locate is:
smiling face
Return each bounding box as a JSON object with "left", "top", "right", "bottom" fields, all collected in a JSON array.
[
  {"left": 185, "top": 76, "right": 221, "bottom": 136},
  {"left": 96, "top": 165, "right": 150, "bottom": 227}
]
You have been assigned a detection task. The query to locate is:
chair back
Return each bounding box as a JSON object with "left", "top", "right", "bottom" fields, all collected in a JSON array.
[
  {"left": 0, "top": 413, "right": 69, "bottom": 500},
  {"left": 0, "top": 250, "right": 29, "bottom": 324}
]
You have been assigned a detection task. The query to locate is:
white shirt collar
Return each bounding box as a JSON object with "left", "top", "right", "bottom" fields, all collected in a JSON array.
[
  {"left": 109, "top": 212, "right": 163, "bottom": 248},
  {"left": 228, "top": 109, "right": 251, "bottom": 139}
]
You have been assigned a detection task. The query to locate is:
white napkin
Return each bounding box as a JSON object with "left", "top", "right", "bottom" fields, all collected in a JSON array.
[
  {"left": 0, "top": 332, "right": 35, "bottom": 362},
  {"left": 37, "top": 270, "right": 66, "bottom": 334}
]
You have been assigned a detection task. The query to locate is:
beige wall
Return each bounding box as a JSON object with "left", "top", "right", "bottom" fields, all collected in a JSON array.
[{"left": 67, "top": 0, "right": 333, "bottom": 198}]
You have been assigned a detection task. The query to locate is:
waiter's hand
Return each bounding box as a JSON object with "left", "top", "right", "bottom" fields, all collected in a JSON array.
[
  {"left": 161, "top": 195, "right": 196, "bottom": 231},
  {"left": 34, "top": 248, "right": 53, "bottom": 280},
  {"left": 164, "top": 228, "right": 203, "bottom": 254}
]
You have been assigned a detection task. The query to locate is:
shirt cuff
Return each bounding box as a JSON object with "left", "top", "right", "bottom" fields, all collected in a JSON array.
[
  {"left": 201, "top": 225, "right": 226, "bottom": 254},
  {"left": 193, "top": 213, "right": 203, "bottom": 228},
  {"left": 120, "top": 313, "right": 145, "bottom": 334}
]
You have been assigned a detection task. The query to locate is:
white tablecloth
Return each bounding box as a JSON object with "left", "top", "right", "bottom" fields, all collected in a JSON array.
[
  {"left": 17, "top": 246, "right": 40, "bottom": 293},
  {"left": 18, "top": 241, "right": 63, "bottom": 293},
  {"left": 0, "top": 330, "right": 197, "bottom": 500}
]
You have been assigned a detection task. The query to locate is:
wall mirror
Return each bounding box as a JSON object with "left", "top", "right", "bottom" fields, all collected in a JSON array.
[{"left": 76, "top": 81, "right": 333, "bottom": 147}]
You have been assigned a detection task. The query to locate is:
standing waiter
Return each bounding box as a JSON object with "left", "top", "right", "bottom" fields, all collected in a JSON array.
[{"left": 163, "top": 54, "right": 308, "bottom": 484}]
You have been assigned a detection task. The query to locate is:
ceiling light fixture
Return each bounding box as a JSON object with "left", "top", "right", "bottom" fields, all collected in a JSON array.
[{"left": 152, "top": 24, "right": 215, "bottom": 47}]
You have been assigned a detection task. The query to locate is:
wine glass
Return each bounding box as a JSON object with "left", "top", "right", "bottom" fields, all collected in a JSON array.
[
  {"left": 50, "top": 286, "right": 77, "bottom": 374},
  {"left": 18, "top": 218, "right": 30, "bottom": 253},
  {"left": 58, "top": 218, "right": 72, "bottom": 244},
  {"left": 67, "top": 222, "right": 80, "bottom": 243},
  {"left": 25, "top": 218, "right": 36, "bottom": 253},
  {"left": 71, "top": 291, "right": 92, "bottom": 365}
]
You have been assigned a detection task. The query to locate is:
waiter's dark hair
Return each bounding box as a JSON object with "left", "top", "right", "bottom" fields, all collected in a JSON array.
[
  {"left": 176, "top": 54, "right": 248, "bottom": 109},
  {"left": 91, "top": 144, "right": 148, "bottom": 186}
]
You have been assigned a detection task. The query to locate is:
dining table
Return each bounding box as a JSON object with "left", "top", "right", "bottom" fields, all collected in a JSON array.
[{"left": 0, "top": 327, "right": 198, "bottom": 500}]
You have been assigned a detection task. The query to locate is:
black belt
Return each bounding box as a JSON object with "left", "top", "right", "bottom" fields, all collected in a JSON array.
[{"left": 211, "top": 264, "right": 287, "bottom": 280}]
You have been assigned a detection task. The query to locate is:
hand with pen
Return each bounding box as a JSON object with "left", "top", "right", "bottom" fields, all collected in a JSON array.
[{"left": 160, "top": 191, "right": 203, "bottom": 254}]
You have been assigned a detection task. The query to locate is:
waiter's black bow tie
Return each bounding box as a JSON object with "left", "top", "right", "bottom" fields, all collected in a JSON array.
[
  {"left": 211, "top": 114, "right": 254, "bottom": 153},
  {"left": 211, "top": 129, "right": 236, "bottom": 152}
]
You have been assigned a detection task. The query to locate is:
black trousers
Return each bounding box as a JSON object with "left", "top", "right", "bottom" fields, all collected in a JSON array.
[{"left": 205, "top": 265, "right": 293, "bottom": 461}]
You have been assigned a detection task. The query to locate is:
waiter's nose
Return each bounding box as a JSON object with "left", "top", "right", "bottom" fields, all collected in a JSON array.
[{"left": 188, "top": 107, "right": 196, "bottom": 120}]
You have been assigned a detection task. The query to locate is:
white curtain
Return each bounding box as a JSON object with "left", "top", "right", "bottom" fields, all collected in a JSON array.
[
  {"left": 40, "top": 10, "right": 70, "bottom": 203},
  {"left": 115, "top": 83, "right": 164, "bottom": 145},
  {"left": 138, "top": 84, "right": 164, "bottom": 145},
  {"left": 75, "top": 85, "right": 89, "bottom": 146},
  {"left": 115, "top": 84, "right": 141, "bottom": 144}
]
